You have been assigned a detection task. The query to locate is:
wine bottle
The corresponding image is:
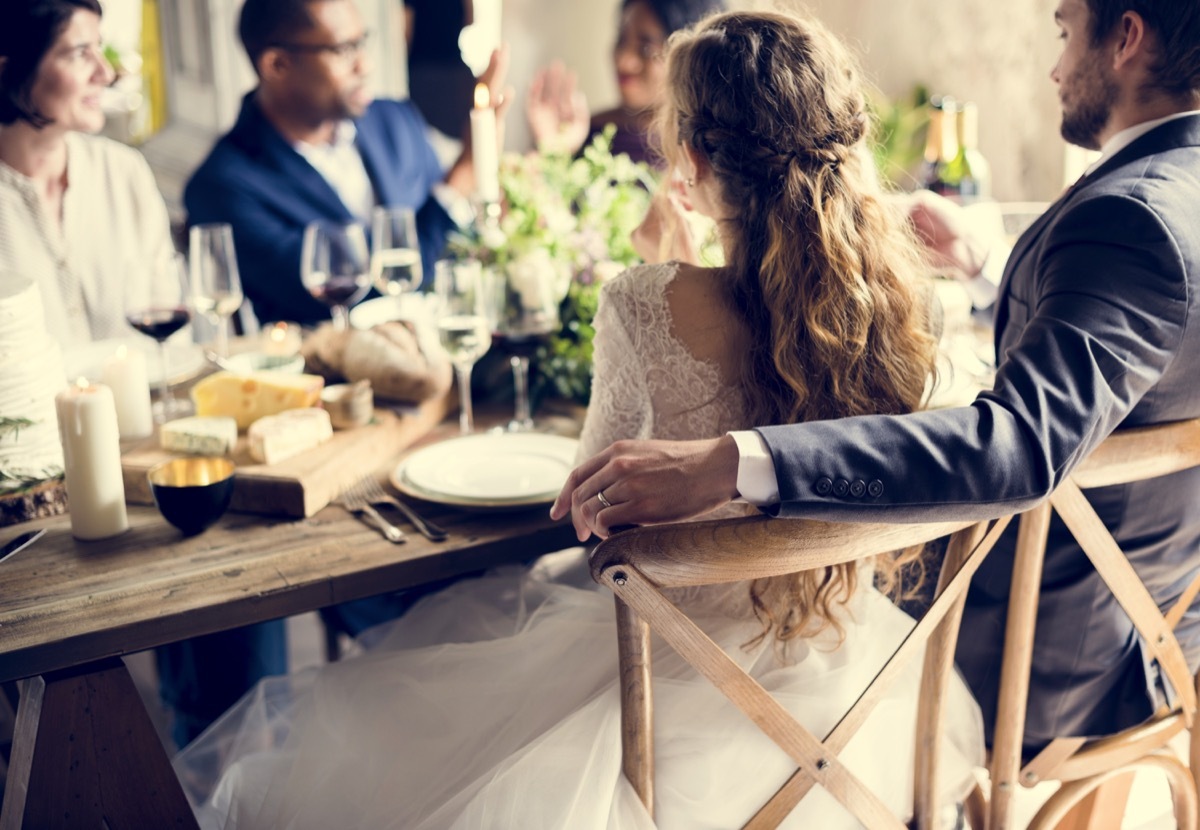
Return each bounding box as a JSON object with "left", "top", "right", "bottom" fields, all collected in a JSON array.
[
  {"left": 920, "top": 97, "right": 963, "bottom": 197},
  {"left": 949, "top": 101, "right": 992, "bottom": 201}
]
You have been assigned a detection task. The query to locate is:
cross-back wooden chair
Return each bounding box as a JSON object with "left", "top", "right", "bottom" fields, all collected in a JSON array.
[
  {"left": 590, "top": 512, "right": 1011, "bottom": 829},
  {"left": 981, "top": 417, "right": 1200, "bottom": 830}
]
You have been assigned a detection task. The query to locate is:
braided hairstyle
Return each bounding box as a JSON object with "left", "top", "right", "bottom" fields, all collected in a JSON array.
[{"left": 657, "top": 10, "right": 938, "bottom": 644}]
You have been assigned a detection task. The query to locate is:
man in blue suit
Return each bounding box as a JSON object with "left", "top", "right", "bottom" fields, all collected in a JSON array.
[
  {"left": 158, "top": 0, "right": 509, "bottom": 749},
  {"left": 185, "top": 0, "right": 507, "bottom": 324},
  {"left": 555, "top": 0, "right": 1200, "bottom": 754}
]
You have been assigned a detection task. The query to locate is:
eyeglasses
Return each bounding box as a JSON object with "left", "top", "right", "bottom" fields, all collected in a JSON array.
[
  {"left": 614, "top": 35, "right": 665, "bottom": 62},
  {"left": 272, "top": 31, "right": 371, "bottom": 62}
]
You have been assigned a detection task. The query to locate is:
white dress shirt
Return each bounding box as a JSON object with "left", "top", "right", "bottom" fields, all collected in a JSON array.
[
  {"left": 730, "top": 110, "right": 1200, "bottom": 507},
  {"left": 293, "top": 120, "right": 377, "bottom": 222},
  {"left": 0, "top": 132, "right": 175, "bottom": 351}
]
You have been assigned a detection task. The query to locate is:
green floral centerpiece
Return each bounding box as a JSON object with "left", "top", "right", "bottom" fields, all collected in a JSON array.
[{"left": 451, "top": 126, "right": 657, "bottom": 405}]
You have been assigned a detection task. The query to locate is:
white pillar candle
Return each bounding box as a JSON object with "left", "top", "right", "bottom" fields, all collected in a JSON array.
[
  {"left": 470, "top": 83, "right": 501, "bottom": 204},
  {"left": 261, "top": 321, "right": 302, "bottom": 357},
  {"left": 102, "top": 345, "right": 154, "bottom": 439},
  {"left": 55, "top": 379, "right": 129, "bottom": 540}
]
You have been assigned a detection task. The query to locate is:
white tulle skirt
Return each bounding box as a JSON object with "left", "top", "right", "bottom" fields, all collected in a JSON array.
[{"left": 175, "top": 552, "right": 983, "bottom": 830}]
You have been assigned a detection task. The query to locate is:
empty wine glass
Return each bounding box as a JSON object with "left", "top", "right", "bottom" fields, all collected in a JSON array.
[
  {"left": 301, "top": 220, "right": 371, "bottom": 331},
  {"left": 434, "top": 260, "right": 491, "bottom": 434},
  {"left": 125, "top": 251, "right": 192, "bottom": 423},
  {"left": 189, "top": 223, "right": 243, "bottom": 358},
  {"left": 371, "top": 206, "right": 423, "bottom": 319},
  {"left": 487, "top": 263, "right": 561, "bottom": 431}
]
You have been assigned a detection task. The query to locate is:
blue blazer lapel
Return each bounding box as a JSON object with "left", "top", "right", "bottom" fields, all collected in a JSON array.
[{"left": 355, "top": 113, "right": 395, "bottom": 208}]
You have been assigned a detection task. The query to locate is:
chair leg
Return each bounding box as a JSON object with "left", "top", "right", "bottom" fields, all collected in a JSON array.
[
  {"left": 1048, "top": 772, "right": 1134, "bottom": 830},
  {"left": 616, "top": 597, "right": 654, "bottom": 818}
]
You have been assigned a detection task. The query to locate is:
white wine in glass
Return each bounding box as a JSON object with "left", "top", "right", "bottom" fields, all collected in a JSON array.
[
  {"left": 434, "top": 260, "right": 490, "bottom": 434},
  {"left": 189, "top": 223, "right": 243, "bottom": 358},
  {"left": 371, "top": 206, "right": 423, "bottom": 304}
]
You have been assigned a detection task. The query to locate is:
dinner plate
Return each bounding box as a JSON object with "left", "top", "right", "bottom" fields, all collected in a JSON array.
[
  {"left": 391, "top": 432, "right": 579, "bottom": 508},
  {"left": 63, "top": 337, "right": 207, "bottom": 386}
]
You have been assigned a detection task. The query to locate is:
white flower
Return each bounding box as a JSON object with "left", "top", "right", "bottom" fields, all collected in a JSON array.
[
  {"left": 592, "top": 261, "right": 625, "bottom": 285},
  {"left": 508, "top": 249, "right": 566, "bottom": 310}
]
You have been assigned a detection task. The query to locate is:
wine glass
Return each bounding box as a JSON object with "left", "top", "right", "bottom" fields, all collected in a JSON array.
[
  {"left": 300, "top": 220, "right": 372, "bottom": 331},
  {"left": 125, "top": 251, "right": 192, "bottom": 423},
  {"left": 434, "top": 260, "right": 491, "bottom": 434},
  {"left": 371, "top": 206, "right": 423, "bottom": 319},
  {"left": 189, "top": 223, "right": 243, "bottom": 358},
  {"left": 487, "top": 263, "right": 561, "bottom": 431}
]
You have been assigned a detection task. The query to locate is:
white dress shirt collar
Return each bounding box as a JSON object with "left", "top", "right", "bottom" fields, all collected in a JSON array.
[
  {"left": 1085, "top": 110, "right": 1200, "bottom": 176},
  {"left": 292, "top": 120, "right": 377, "bottom": 222}
]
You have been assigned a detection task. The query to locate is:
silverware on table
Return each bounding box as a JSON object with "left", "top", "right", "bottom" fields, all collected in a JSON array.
[
  {"left": 340, "top": 477, "right": 406, "bottom": 544},
  {"left": 358, "top": 476, "right": 449, "bottom": 542},
  {"left": 0, "top": 528, "right": 45, "bottom": 565}
]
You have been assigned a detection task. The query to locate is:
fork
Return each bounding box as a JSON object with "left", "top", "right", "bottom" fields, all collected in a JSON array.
[
  {"left": 340, "top": 476, "right": 406, "bottom": 544},
  {"left": 358, "top": 477, "right": 449, "bottom": 542}
]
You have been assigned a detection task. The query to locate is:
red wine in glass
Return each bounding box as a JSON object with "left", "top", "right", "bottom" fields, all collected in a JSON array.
[
  {"left": 126, "top": 307, "right": 193, "bottom": 341},
  {"left": 308, "top": 274, "right": 370, "bottom": 308}
]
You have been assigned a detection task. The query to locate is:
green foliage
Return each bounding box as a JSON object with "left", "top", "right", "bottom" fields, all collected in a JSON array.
[
  {"left": 450, "top": 126, "right": 658, "bottom": 405},
  {"left": 869, "top": 83, "right": 931, "bottom": 190},
  {"left": 0, "top": 417, "right": 62, "bottom": 494}
]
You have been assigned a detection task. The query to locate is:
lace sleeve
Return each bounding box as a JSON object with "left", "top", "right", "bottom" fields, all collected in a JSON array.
[{"left": 576, "top": 279, "right": 655, "bottom": 462}]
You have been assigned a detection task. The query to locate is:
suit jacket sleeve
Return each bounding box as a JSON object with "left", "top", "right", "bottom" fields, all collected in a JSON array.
[{"left": 757, "top": 192, "right": 1189, "bottom": 522}]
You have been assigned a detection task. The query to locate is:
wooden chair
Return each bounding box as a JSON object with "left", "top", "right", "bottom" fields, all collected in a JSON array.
[
  {"left": 590, "top": 512, "right": 1010, "bottom": 829},
  {"left": 982, "top": 417, "right": 1200, "bottom": 830}
]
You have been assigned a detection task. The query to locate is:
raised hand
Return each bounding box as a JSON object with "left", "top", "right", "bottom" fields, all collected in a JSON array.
[
  {"left": 906, "top": 189, "right": 990, "bottom": 280},
  {"left": 632, "top": 179, "right": 700, "bottom": 265},
  {"left": 550, "top": 436, "right": 740, "bottom": 540},
  {"left": 526, "top": 61, "right": 590, "bottom": 155}
]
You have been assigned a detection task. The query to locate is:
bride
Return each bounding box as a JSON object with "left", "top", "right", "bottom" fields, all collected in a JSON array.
[{"left": 177, "top": 10, "right": 982, "bottom": 829}]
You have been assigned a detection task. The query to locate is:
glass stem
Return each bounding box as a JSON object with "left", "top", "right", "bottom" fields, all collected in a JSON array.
[
  {"left": 455, "top": 364, "right": 474, "bottom": 434},
  {"left": 214, "top": 312, "right": 230, "bottom": 358},
  {"left": 510, "top": 355, "right": 532, "bottom": 430},
  {"left": 156, "top": 340, "right": 174, "bottom": 424},
  {"left": 331, "top": 304, "right": 350, "bottom": 332}
]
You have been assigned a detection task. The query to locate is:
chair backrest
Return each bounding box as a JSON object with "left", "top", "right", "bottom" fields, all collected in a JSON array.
[
  {"left": 986, "top": 417, "right": 1200, "bottom": 830},
  {"left": 590, "top": 513, "right": 1008, "bottom": 829}
]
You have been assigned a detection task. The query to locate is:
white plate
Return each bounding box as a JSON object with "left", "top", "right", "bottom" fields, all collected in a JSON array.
[
  {"left": 63, "top": 337, "right": 206, "bottom": 386},
  {"left": 391, "top": 433, "right": 579, "bottom": 508},
  {"left": 350, "top": 294, "right": 431, "bottom": 330}
]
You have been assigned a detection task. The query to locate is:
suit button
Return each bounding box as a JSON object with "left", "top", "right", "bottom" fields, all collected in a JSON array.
[
  {"left": 867, "top": 479, "right": 884, "bottom": 498},
  {"left": 815, "top": 477, "right": 833, "bottom": 496},
  {"left": 832, "top": 479, "right": 850, "bottom": 497},
  {"left": 849, "top": 479, "right": 866, "bottom": 498}
]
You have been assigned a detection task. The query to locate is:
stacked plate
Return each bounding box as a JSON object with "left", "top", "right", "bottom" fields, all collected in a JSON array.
[{"left": 391, "top": 432, "right": 579, "bottom": 509}]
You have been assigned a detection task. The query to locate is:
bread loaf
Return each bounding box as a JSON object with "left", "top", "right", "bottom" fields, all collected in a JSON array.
[{"left": 302, "top": 321, "right": 451, "bottom": 403}]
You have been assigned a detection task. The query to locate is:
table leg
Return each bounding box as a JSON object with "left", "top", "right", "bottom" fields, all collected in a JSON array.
[{"left": 0, "top": 657, "right": 198, "bottom": 829}]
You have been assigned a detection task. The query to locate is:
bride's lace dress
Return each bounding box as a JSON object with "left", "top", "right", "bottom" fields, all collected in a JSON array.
[{"left": 176, "top": 263, "right": 983, "bottom": 829}]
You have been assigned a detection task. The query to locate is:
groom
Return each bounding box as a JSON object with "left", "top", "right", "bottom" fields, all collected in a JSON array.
[{"left": 554, "top": 0, "right": 1200, "bottom": 752}]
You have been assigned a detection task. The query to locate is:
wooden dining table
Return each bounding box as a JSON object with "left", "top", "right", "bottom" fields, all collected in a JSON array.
[{"left": 0, "top": 407, "right": 581, "bottom": 829}]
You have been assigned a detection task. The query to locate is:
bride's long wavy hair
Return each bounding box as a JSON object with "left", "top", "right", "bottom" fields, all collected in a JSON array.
[{"left": 656, "top": 10, "right": 938, "bottom": 644}]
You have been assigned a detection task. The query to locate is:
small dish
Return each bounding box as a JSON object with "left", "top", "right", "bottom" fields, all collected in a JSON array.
[
  {"left": 148, "top": 456, "right": 236, "bottom": 535},
  {"left": 224, "top": 351, "right": 306, "bottom": 375},
  {"left": 320, "top": 380, "right": 374, "bottom": 429}
]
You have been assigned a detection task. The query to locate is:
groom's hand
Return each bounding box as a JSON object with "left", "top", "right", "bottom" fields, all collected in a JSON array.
[{"left": 550, "top": 436, "right": 740, "bottom": 540}]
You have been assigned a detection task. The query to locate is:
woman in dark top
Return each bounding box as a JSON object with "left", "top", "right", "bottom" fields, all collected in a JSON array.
[{"left": 527, "top": 0, "right": 725, "bottom": 166}]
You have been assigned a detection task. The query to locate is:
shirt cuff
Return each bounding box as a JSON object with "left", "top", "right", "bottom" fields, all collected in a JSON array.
[
  {"left": 729, "top": 430, "right": 780, "bottom": 507},
  {"left": 962, "top": 246, "right": 1008, "bottom": 310},
  {"left": 431, "top": 182, "right": 475, "bottom": 229}
]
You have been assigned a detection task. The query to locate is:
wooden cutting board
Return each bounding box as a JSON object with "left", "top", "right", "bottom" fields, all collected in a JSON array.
[{"left": 121, "top": 394, "right": 451, "bottom": 518}]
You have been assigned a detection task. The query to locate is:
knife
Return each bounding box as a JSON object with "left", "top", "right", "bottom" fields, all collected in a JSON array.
[{"left": 0, "top": 528, "right": 45, "bottom": 565}]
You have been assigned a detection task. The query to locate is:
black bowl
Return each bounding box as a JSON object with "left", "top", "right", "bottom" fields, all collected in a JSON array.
[{"left": 148, "top": 457, "right": 236, "bottom": 536}]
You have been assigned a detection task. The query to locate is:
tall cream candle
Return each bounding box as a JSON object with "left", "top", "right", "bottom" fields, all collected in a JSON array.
[
  {"left": 55, "top": 379, "right": 129, "bottom": 540},
  {"left": 102, "top": 345, "right": 154, "bottom": 439},
  {"left": 470, "top": 83, "right": 501, "bottom": 204}
]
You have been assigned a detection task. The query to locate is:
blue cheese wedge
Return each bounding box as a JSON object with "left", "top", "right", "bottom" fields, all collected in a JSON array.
[
  {"left": 247, "top": 408, "right": 333, "bottom": 465},
  {"left": 160, "top": 416, "right": 238, "bottom": 456}
]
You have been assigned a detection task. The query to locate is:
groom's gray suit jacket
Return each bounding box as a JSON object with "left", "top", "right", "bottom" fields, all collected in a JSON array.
[{"left": 756, "top": 114, "right": 1200, "bottom": 749}]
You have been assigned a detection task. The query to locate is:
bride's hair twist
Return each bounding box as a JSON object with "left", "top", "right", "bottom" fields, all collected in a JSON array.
[{"left": 655, "top": 10, "right": 938, "bottom": 646}]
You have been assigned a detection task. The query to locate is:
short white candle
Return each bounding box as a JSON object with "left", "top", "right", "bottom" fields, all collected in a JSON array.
[
  {"left": 470, "top": 83, "right": 501, "bottom": 204},
  {"left": 261, "top": 321, "right": 302, "bottom": 357},
  {"left": 102, "top": 345, "right": 154, "bottom": 439},
  {"left": 55, "top": 379, "right": 129, "bottom": 540}
]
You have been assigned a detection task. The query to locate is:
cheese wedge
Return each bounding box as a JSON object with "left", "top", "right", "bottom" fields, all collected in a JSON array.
[
  {"left": 160, "top": 416, "right": 238, "bottom": 455},
  {"left": 191, "top": 371, "right": 325, "bottom": 431},
  {"left": 247, "top": 408, "right": 333, "bottom": 465}
]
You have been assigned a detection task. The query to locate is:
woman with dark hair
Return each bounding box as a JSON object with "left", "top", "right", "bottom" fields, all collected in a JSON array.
[
  {"left": 0, "top": 0, "right": 176, "bottom": 349},
  {"left": 526, "top": 0, "right": 725, "bottom": 165},
  {"left": 179, "top": 11, "right": 982, "bottom": 829}
]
